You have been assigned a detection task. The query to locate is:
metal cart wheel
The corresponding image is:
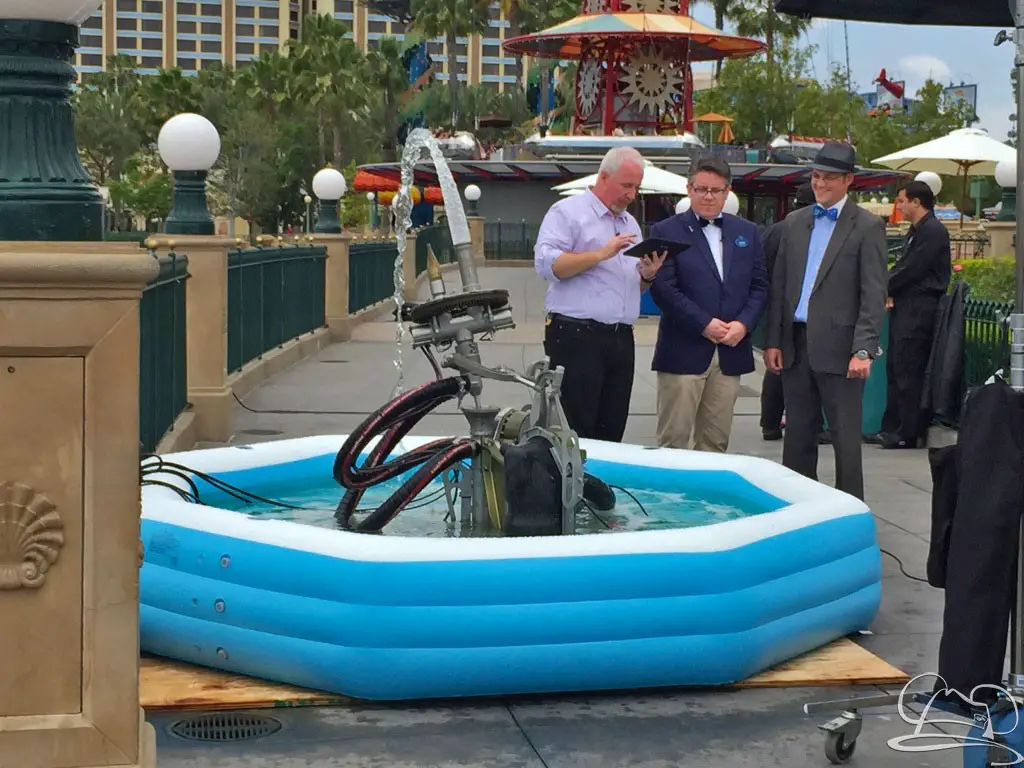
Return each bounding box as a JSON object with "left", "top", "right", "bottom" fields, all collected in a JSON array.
[{"left": 824, "top": 731, "right": 857, "bottom": 764}]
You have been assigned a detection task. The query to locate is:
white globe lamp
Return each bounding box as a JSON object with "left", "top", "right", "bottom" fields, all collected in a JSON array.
[
  {"left": 996, "top": 159, "right": 1017, "bottom": 189},
  {"left": 0, "top": 0, "right": 108, "bottom": 240},
  {"left": 914, "top": 171, "right": 942, "bottom": 196},
  {"left": 464, "top": 184, "right": 482, "bottom": 215},
  {"left": 158, "top": 113, "right": 221, "bottom": 235},
  {"left": 675, "top": 197, "right": 691, "bottom": 215},
  {"left": 312, "top": 168, "right": 347, "bottom": 233},
  {"left": 724, "top": 191, "right": 740, "bottom": 216},
  {"left": 995, "top": 159, "right": 1018, "bottom": 222}
]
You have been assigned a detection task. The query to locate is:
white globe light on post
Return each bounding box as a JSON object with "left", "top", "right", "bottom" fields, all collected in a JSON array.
[
  {"left": 675, "top": 197, "right": 691, "bottom": 215},
  {"left": 312, "top": 167, "right": 347, "bottom": 234},
  {"left": 0, "top": 0, "right": 107, "bottom": 241},
  {"left": 464, "top": 184, "right": 482, "bottom": 216},
  {"left": 723, "top": 191, "right": 740, "bottom": 216},
  {"left": 914, "top": 171, "right": 943, "bottom": 196},
  {"left": 158, "top": 113, "right": 221, "bottom": 235},
  {"left": 995, "top": 159, "right": 1018, "bottom": 222}
]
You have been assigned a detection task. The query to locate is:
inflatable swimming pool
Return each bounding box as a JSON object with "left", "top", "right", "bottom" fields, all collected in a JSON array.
[{"left": 139, "top": 435, "right": 882, "bottom": 701}]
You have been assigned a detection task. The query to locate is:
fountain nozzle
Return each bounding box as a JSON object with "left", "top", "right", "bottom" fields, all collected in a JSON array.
[{"left": 426, "top": 246, "right": 447, "bottom": 298}]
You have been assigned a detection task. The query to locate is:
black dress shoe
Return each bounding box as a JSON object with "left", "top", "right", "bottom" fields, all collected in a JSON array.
[{"left": 762, "top": 428, "right": 783, "bottom": 441}]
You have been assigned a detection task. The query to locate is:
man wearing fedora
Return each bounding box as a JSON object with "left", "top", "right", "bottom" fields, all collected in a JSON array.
[{"left": 763, "top": 142, "right": 888, "bottom": 500}]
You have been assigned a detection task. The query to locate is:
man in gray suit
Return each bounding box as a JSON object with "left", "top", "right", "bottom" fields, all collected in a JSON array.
[{"left": 763, "top": 142, "right": 888, "bottom": 500}]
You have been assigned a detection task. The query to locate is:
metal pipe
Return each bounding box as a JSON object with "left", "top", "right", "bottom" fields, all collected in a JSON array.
[
  {"left": 1008, "top": 0, "right": 1024, "bottom": 695},
  {"left": 454, "top": 241, "right": 481, "bottom": 293}
]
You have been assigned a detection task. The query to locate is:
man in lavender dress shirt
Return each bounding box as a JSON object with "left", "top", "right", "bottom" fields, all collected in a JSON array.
[{"left": 534, "top": 146, "right": 666, "bottom": 442}]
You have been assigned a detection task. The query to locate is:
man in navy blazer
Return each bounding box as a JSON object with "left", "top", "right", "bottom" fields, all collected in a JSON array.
[{"left": 648, "top": 156, "right": 769, "bottom": 452}]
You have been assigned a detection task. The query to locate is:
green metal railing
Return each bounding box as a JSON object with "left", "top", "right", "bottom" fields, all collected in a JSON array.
[
  {"left": 349, "top": 240, "right": 399, "bottom": 313},
  {"left": 964, "top": 297, "right": 1014, "bottom": 390},
  {"left": 414, "top": 224, "right": 454, "bottom": 276},
  {"left": 139, "top": 250, "right": 190, "bottom": 454},
  {"left": 484, "top": 220, "right": 540, "bottom": 260},
  {"left": 227, "top": 243, "right": 328, "bottom": 374}
]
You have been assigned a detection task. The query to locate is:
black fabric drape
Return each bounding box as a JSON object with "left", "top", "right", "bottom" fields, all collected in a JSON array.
[
  {"left": 921, "top": 281, "right": 967, "bottom": 428},
  {"left": 930, "top": 382, "right": 1024, "bottom": 697}
]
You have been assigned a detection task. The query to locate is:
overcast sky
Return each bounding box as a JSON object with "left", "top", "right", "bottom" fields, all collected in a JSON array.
[{"left": 688, "top": 7, "right": 1017, "bottom": 142}]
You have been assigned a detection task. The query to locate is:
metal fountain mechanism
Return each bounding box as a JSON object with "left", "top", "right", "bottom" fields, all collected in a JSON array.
[{"left": 394, "top": 130, "right": 584, "bottom": 536}]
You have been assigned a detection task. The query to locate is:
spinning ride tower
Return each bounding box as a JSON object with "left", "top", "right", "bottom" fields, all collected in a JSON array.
[{"left": 503, "top": 0, "right": 765, "bottom": 137}]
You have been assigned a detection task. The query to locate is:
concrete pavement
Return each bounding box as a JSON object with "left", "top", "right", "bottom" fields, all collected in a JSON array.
[{"left": 154, "top": 266, "right": 969, "bottom": 767}]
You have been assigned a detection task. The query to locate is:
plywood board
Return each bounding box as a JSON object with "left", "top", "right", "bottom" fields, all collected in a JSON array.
[
  {"left": 140, "top": 637, "right": 908, "bottom": 712},
  {"left": 140, "top": 657, "right": 349, "bottom": 711},
  {"left": 735, "top": 637, "right": 910, "bottom": 689}
]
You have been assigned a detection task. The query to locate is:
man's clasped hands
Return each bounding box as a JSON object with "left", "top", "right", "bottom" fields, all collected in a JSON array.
[{"left": 703, "top": 318, "right": 747, "bottom": 347}]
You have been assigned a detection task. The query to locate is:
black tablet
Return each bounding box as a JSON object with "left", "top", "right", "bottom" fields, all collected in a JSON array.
[{"left": 622, "top": 237, "right": 690, "bottom": 259}]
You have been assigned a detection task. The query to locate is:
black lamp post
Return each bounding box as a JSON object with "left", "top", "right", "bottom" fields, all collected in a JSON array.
[
  {"left": 0, "top": 3, "right": 106, "bottom": 241},
  {"left": 158, "top": 113, "right": 221, "bottom": 236},
  {"left": 312, "top": 167, "right": 347, "bottom": 234}
]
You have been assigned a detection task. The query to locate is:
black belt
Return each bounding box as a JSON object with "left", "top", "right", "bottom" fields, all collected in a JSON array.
[{"left": 549, "top": 313, "right": 633, "bottom": 333}]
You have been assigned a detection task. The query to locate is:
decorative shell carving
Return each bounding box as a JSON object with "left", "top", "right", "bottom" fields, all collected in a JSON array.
[{"left": 0, "top": 482, "right": 64, "bottom": 590}]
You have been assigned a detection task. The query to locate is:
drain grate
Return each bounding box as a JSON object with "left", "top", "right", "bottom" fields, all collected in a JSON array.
[
  {"left": 169, "top": 713, "right": 282, "bottom": 743},
  {"left": 239, "top": 428, "right": 283, "bottom": 436}
]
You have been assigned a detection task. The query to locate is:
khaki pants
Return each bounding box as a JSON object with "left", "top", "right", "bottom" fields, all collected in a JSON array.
[{"left": 656, "top": 350, "right": 741, "bottom": 452}]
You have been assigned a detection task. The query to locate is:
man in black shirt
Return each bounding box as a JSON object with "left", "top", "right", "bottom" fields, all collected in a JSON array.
[
  {"left": 879, "top": 180, "right": 952, "bottom": 449},
  {"left": 759, "top": 183, "right": 815, "bottom": 440}
]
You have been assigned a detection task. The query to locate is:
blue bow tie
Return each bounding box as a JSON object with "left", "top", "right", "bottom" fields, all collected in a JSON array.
[{"left": 813, "top": 204, "right": 839, "bottom": 222}]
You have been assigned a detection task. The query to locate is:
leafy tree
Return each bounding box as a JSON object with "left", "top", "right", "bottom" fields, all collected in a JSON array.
[
  {"left": 106, "top": 153, "right": 171, "bottom": 225},
  {"left": 694, "top": 36, "right": 815, "bottom": 145},
  {"left": 73, "top": 55, "right": 149, "bottom": 185}
]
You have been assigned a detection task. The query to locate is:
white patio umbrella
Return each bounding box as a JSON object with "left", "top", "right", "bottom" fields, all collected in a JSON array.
[
  {"left": 552, "top": 161, "right": 688, "bottom": 197},
  {"left": 873, "top": 127, "right": 1017, "bottom": 227}
]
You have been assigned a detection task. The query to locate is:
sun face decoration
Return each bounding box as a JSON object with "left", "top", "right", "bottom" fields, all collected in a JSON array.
[
  {"left": 619, "top": 47, "right": 684, "bottom": 115},
  {"left": 577, "top": 58, "right": 602, "bottom": 116}
]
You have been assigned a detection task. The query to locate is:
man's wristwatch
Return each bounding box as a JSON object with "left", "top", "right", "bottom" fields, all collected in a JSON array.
[{"left": 854, "top": 349, "right": 871, "bottom": 361}]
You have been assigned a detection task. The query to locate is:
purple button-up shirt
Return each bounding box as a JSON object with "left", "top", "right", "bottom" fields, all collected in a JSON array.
[{"left": 534, "top": 189, "right": 644, "bottom": 325}]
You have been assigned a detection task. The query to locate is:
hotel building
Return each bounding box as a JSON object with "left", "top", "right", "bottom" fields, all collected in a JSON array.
[{"left": 76, "top": 0, "right": 527, "bottom": 92}]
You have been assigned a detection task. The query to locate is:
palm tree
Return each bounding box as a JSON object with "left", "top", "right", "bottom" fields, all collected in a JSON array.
[
  {"left": 408, "top": 0, "right": 494, "bottom": 128},
  {"left": 287, "top": 14, "right": 373, "bottom": 166},
  {"left": 365, "top": 37, "right": 416, "bottom": 160},
  {"left": 505, "top": 0, "right": 579, "bottom": 132}
]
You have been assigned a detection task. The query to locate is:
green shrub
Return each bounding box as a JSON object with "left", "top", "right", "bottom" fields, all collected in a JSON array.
[{"left": 953, "top": 257, "right": 1016, "bottom": 303}]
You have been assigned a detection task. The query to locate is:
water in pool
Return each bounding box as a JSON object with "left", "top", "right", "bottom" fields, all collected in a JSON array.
[{"left": 205, "top": 457, "right": 781, "bottom": 537}]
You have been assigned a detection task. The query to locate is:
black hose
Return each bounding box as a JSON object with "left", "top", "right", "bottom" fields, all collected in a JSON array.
[
  {"left": 333, "top": 376, "right": 465, "bottom": 490},
  {"left": 354, "top": 440, "right": 475, "bottom": 533}
]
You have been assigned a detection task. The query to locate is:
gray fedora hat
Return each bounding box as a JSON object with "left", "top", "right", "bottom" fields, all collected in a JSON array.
[{"left": 808, "top": 142, "right": 857, "bottom": 174}]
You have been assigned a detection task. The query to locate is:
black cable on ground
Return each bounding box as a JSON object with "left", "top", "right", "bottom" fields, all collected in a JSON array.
[{"left": 880, "top": 548, "right": 930, "bottom": 583}]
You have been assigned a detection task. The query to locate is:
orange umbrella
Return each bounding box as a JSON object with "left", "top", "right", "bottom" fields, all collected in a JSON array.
[{"left": 694, "top": 112, "right": 734, "bottom": 123}]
